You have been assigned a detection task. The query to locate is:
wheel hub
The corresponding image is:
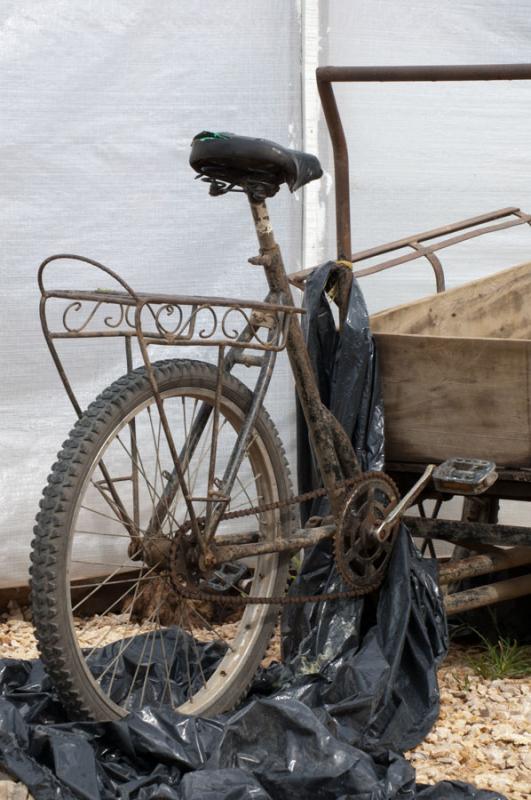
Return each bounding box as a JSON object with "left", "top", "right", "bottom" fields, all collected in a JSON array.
[{"left": 168, "top": 526, "right": 206, "bottom": 593}]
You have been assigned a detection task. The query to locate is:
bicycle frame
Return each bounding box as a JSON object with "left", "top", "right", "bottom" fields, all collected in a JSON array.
[
  {"left": 156, "top": 196, "right": 361, "bottom": 559},
  {"left": 143, "top": 196, "right": 360, "bottom": 560},
  {"left": 37, "top": 193, "right": 360, "bottom": 569}
]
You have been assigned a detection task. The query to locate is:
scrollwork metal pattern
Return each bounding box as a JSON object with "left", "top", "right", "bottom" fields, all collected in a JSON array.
[
  {"left": 62, "top": 299, "right": 136, "bottom": 334},
  {"left": 52, "top": 291, "right": 294, "bottom": 351},
  {"left": 146, "top": 301, "right": 287, "bottom": 350}
]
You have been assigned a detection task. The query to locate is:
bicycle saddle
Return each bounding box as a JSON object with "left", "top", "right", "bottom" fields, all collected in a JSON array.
[{"left": 190, "top": 131, "right": 323, "bottom": 198}]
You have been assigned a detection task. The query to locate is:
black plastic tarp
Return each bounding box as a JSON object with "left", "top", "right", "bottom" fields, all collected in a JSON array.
[
  {"left": 0, "top": 263, "right": 506, "bottom": 799},
  {"left": 297, "top": 262, "right": 384, "bottom": 527}
]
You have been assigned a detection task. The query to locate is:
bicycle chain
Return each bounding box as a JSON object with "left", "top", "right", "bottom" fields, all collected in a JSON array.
[{"left": 169, "top": 476, "right": 385, "bottom": 605}]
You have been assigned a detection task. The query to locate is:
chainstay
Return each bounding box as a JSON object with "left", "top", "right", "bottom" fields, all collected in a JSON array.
[{"left": 171, "top": 476, "right": 383, "bottom": 605}]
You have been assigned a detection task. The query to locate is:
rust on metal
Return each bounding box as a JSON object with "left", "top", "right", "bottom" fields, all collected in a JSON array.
[
  {"left": 445, "top": 573, "right": 531, "bottom": 615},
  {"left": 315, "top": 63, "right": 531, "bottom": 310},
  {"left": 213, "top": 524, "right": 334, "bottom": 563},
  {"left": 42, "top": 288, "right": 301, "bottom": 352},
  {"left": 335, "top": 472, "right": 400, "bottom": 590},
  {"left": 439, "top": 546, "right": 531, "bottom": 584},
  {"left": 37, "top": 67, "right": 531, "bottom": 609},
  {"left": 249, "top": 198, "right": 358, "bottom": 522},
  {"left": 288, "top": 207, "right": 531, "bottom": 295},
  {"left": 322, "top": 405, "right": 361, "bottom": 481},
  {"left": 405, "top": 517, "right": 531, "bottom": 547},
  {"left": 375, "top": 464, "right": 434, "bottom": 540},
  {"left": 389, "top": 461, "right": 531, "bottom": 504}
]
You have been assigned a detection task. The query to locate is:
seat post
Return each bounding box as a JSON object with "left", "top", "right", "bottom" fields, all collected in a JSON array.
[{"left": 248, "top": 198, "right": 348, "bottom": 519}]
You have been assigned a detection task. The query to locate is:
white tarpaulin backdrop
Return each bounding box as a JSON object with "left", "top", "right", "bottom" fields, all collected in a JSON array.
[{"left": 2, "top": 0, "right": 531, "bottom": 585}]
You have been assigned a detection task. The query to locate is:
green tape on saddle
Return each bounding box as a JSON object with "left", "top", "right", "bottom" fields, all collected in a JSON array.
[{"left": 194, "top": 131, "right": 232, "bottom": 142}]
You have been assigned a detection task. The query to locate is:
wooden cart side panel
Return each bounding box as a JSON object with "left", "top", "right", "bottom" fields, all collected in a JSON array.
[
  {"left": 375, "top": 333, "right": 531, "bottom": 467},
  {"left": 370, "top": 260, "right": 531, "bottom": 340}
]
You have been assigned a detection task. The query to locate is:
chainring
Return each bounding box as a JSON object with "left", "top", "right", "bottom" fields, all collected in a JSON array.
[{"left": 334, "top": 472, "right": 400, "bottom": 592}]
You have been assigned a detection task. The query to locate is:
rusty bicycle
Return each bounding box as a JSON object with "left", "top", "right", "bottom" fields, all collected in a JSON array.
[
  {"left": 31, "top": 128, "right": 411, "bottom": 722},
  {"left": 31, "top": 64, "right": 531, "bottom": 722}
]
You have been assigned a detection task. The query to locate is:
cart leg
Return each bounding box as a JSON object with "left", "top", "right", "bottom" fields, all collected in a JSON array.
[
  {"left": 449, "top": 497, "right": 499, "bottom": 578},
  {"left": 461, "top": 495, "right": 499, "bottom": 526}
]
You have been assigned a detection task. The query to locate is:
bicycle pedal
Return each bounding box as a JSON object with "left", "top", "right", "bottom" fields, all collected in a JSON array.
[
  {"left": 432, "top": 458, "right": 497, "bottom": 495},
  {"left": 205, "top": 562, "right": 251, "bottom": 593}
]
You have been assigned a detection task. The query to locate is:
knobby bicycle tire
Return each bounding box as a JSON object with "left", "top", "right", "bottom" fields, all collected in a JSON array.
[{"left": 30, "top": 358, "right": 293, "bottom": 721}]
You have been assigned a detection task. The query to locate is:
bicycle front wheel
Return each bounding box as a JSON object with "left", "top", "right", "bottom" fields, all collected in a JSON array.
[{"left": 31, "top": 358, "right": 292, "bottom": 721}]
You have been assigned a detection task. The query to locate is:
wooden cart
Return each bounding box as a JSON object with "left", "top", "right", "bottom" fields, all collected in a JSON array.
[
  {"left": 290, "top": 63, "right": 531, "bottom": 615},
  {"left": 372, "top": 260, "right": 531, "bottom": 470},
  {"left": 370, "top": 260, "right": 531, "bottom": 614}
]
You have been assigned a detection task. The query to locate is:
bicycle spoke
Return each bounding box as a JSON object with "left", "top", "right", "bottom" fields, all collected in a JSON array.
[
  {"left": 90, "top": 478, "right": 135, "bottom": 531},
  {"left": 144, "top": 410, "right": 168, "bottom": 541},
  {"left": 230, "top": 472, "right": 262, "bottom": 504},
  {"left": 176, "top": 602, "right": 195, "bottom": 703},
  {"left": 81, "top": 566, "right": 166, "bottom": 659},
  {"left": 92, "top": 457, "right": 136, "bottom": 537},
  {"left": 232, "top": 474, "right": 263, "bottom": 527},
  {"left": 80, "top": 504, "right": 142, "bottom": 528},
  {"left": 115, "top": 433, "right": 182, "bottom": 534},
  {"left": 71, "top": 543, "right": 144, "bottom": 613},
  {"left": 182, "top": 397, "right": 192, "bottom": 507},
  {"left": 72, "top": 547, "right": 160, "bottom": 614},
  {"left": 206, "top": 347, "right": 224, "bottom": 524},
  {"left": 72, "top": 574, "right": 162, "bottom": 591},
  {"left": 187, "top": 603, "right": 235, "bottom": 653},
  {"left": 97, "top": 568, "right": 147, "bottom": 689},
  {"left": 147, "top": 406, "right": 163, "bottom": 505},
  {"left": 73, "top": 528, "right": 168, "bottom": 543},
  {"left": 71, "top": 559, "right": 144, "bottom": 568},
  {"left": 146, "top": 396, "right": 204, "bottom": 539},
  {"left": 124, "top": 599, "right": 163, "bottom": 708},
  {"left": 230, "top": 494, "right": 264, "bottom": 512},
  {"left": 186, "top": 614, "right": 208, "bottom": 692},
  {"left": 156, "top": 603, "right": 174, "bottom": 708},
  {"left": 139, "top": 601, "right": 164, "bottom": 708},
  {"left": 179, "top": 413, "right": 216, "bottom": 526},
  {"left": 159, "top": 622, "right": 183, "bottom": 707}
]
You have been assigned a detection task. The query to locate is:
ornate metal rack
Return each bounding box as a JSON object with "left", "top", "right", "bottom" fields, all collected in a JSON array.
[{"left": 39, "top": 254, "right": 304, "bottom": 419}]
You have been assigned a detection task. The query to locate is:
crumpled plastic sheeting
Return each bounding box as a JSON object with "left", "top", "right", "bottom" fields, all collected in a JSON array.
[
  {"left": 0, "top": 624, "right": 499, "bottom": 800},
  {"left": 286, "top": 260, "right": 387, "bottom": 659},
  {"left": 0, "top": 265, "right": 505, "bottom": 799},
  {"left": 280, "top": 530, "right": 447, "bottom": 752}
]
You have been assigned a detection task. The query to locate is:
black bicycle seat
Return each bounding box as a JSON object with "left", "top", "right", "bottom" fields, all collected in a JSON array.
[{"left": 190, "top": 131, "right": 323, "bottom": 198}]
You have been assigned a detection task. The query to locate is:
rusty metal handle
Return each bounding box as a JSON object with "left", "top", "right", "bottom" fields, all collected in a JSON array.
[{"left": 316, "top": 63, "right": 531, "bottom": 261}]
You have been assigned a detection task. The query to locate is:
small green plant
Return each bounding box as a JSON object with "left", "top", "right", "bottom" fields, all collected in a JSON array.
[{"left": 467, "top": 633, "right": 531, "bottom": 680}]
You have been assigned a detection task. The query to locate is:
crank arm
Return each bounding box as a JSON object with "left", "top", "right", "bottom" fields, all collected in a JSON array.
[
  {"left": 375, "top": 464, "right": 435, "bottom": 542},
  {"left": 376, "top": 457, "right": 499, "bottom": 542}
]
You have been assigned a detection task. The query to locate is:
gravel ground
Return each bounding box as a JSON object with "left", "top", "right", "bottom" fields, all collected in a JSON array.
[
  {"left": 0, "top": 603, "right": 529, "bottom": 799},
  {"left": 410, "top": 645, "right": 530, "bottom": 800}
]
